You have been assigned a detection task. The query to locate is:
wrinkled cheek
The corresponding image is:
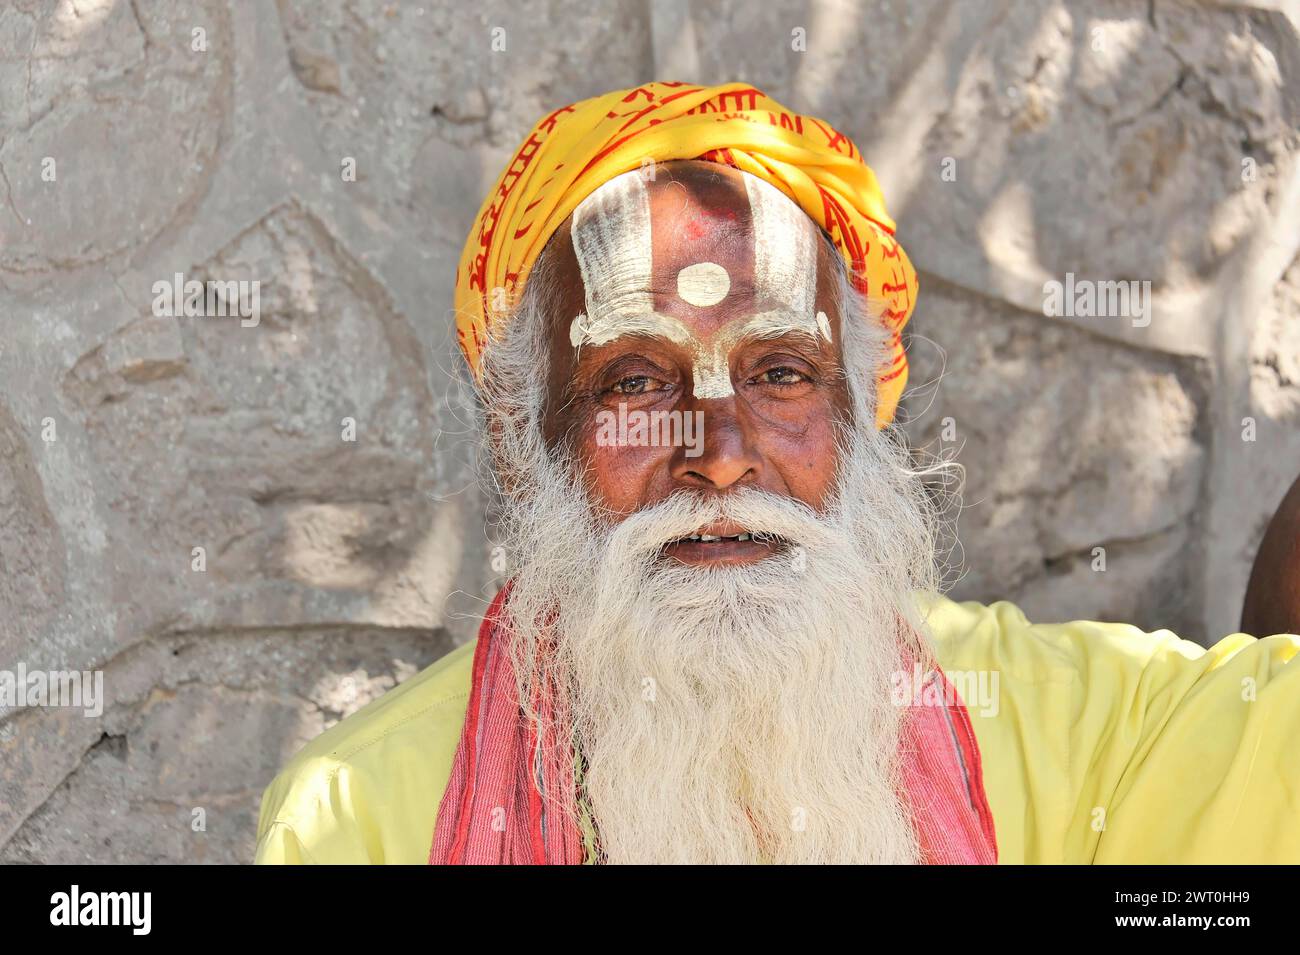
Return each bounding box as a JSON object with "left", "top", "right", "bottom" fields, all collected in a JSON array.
[
  {"left": 576, "top": 431, "right": 673, "bottom": 518},
  {"left": 758, "top": 415, "right": 842, "bottom": 511}
]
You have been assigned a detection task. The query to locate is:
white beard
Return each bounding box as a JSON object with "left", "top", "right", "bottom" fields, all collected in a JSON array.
[{"left": 495, "top": 415, "right": 941, "bottom": 864}]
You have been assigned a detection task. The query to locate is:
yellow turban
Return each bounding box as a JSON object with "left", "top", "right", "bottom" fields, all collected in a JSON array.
[{"left": 454, "top": 81, "right": 918, "bottom": 428}]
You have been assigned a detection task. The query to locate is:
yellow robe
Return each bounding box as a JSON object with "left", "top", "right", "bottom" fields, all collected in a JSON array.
[{"left": 255, "top": 595, "right": 1300, "bottom": 864}]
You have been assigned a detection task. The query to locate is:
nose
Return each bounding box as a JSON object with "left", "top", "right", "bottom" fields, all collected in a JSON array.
[{"left": 670, "top": 396, "right": 763, "bottom": 491}]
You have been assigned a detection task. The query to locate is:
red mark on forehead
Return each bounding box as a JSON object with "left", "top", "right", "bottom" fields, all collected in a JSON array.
[
  {"left": 691, "top": 206, "right": 740, "bottom": 224},
  {"left": 650, "top": 217, "right": 756, "bottom": 334},
  {"left": 642, "top": 169, "right": 758, "bottom": 331},
  {"left": 681, "top": 205, "right": 742, "bottom": 241}
]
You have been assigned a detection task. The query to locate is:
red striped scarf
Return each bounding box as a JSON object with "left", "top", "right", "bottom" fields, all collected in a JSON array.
[{"left": 429, "top": 587, "right": 997, "bottom": 864}]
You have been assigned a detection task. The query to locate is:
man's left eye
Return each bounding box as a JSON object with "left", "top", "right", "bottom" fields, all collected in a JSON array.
[
  {"left": 758, "top": 366, "right": 806, "bottom": 385},
  {"left": 611, "top": 375, "right": 660, "bottom": 394}
]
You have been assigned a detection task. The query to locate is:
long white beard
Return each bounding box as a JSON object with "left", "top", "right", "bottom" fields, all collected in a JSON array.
[{"left": 496, "top": 415, "right": 941, "bottom": 864}]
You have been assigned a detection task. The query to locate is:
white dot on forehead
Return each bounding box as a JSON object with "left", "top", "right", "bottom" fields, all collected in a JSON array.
[{"left": 676, "top": 262, "right": 731, "bottom": 307}]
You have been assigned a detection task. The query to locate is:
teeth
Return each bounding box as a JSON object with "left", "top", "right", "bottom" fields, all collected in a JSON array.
[
  {"left": 699, "top": 534, "right": 720, "bottom": 542},
  {"left": 687, "top": 535, "right": 701, "bottom": 541},
  {"left": 737, "top": 533, "right": 750, "bottom": 541}
]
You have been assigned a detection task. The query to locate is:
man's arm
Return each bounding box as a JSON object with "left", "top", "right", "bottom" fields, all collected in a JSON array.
[
  {"left": 1242, "top": 474, "right": 1300, "bottom": 636},
  {"left": 254, "top": 820, "right": 318, "bottom": 864},
  {"left": 930, "top": 596, "right": 1300, "bottom": 863}
]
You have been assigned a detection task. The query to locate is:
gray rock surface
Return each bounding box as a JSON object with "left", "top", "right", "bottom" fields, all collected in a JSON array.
[{"left": 0, "top": 0, "right": 1296, "bottom": 863}]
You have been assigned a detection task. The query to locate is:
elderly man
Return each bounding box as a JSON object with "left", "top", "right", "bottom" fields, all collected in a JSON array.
[{"left": 255, "top": 82, "right": 1300, "bottom": 865}]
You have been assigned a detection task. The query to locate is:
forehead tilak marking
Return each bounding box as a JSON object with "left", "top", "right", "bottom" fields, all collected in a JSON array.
[
  {"left": 675, "top": 262, "right": 731, "bottom": 308},
  {"left": 568, "top": 169, "right": 832, "bottom": 399},
  {"left": 742, "top": 172, "right": 833, "bottom": 345},
  {"left": 568, "top": 170, "right": 659, "bottom": 348}
]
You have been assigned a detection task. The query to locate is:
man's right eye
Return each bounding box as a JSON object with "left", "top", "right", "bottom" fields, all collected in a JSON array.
[{"left": 611, "top": 375, "right": 654, "bottom": 394}]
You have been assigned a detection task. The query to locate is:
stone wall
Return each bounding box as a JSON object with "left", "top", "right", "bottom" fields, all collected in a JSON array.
[{"left": 0, "top": 0, "right": 1296, "bottom": 863}]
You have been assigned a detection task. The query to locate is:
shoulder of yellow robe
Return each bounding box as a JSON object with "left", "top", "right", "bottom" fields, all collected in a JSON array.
[
  {"left": 254, "top": 596, "right": 1300, "bottom": 865},
  {"left": 254, "top": 638, "right": 475, "bottom": 864},
  {"left": 921, "top": 596, "right": 1300, "bottom": 864}
]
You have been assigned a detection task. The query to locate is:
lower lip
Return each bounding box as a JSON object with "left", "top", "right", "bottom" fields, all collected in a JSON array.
[{"left": 661, "top": 538, "right": 783, "bottom": 567}]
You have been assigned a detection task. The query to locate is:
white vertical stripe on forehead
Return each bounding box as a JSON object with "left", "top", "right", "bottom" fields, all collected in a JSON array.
[
  {"left": 569, "top": 170, "right": 655, "bottom": 348},
  {"left": 742, "top": 172, "right": 827, "bottom": 340}
]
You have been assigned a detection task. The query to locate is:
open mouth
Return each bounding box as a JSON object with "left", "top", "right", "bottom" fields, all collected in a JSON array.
[{"left": 661, "top": 523, "right": 789, "bottom": 567}]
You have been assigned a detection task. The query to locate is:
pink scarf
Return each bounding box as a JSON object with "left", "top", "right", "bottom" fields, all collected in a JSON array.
[{"left": 430, "top": 587, "right": 997, "bottom": 864}]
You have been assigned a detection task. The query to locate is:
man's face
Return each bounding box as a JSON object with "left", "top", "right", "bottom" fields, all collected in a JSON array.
[
  {"left": 490, "top": 162, "right": 934, "bottom": 863},
  {"left": 537, "top": 160, "right": 853, "bottom": 567}
]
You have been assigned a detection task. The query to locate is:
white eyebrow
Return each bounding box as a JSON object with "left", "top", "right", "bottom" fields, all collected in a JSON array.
[
  {"left": 569, "top": 309, "right": 692, "bottom": 349},
  {"left": 569, "top": 307, "right": 832, "bottom": 399}
]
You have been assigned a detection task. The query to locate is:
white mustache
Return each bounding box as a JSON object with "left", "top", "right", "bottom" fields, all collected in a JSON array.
[{"left": 605, "top": 488, "right": 843, "bottom": 561}]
